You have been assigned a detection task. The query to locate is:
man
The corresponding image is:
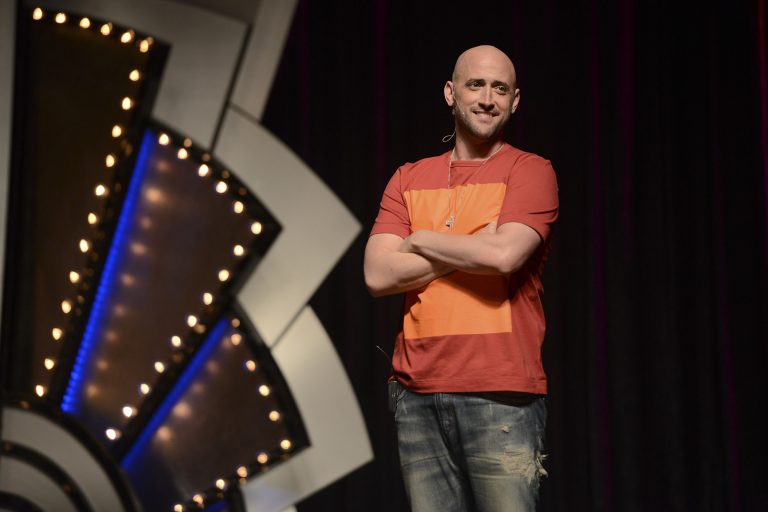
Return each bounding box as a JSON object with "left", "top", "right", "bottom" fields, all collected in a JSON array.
[{"left": 364, "top": 45, "right": 558, "bottom": 511}]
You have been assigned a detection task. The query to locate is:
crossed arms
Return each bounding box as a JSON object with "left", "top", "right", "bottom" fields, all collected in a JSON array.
[{"left": 363, "top": 221, "right": 542, "bottom": 297}]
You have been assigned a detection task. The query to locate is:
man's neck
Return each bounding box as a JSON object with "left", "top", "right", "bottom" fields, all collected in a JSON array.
[{"left": 452, "top": 136, "right": 505, "bottom": 161}]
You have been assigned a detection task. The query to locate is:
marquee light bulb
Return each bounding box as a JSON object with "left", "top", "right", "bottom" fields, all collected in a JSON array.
[
  {"left": 258, "top": 384, "right": 270, "bottom": 396},
  {"left": 69, "top": 271, "right": 80, "bottom": 283},
  {"left": 105, "top": 428, "right": 120, "bottom": 440},
  {"left": 251, "top": 222, "right": 263, "bottom": 235},
  {"left": 129, "top": 69, "right": 140, "bottom": 82},
  {"left": 186, "top": 315, "right": 198, "bottom": 327},
  {"left": 177, "top": 148, "right": 188, "bottom": 159},
  {"left": 120, "top": 30, "right": 134, "bottom": 44},
  {"left": 233, "top": 201, "right": 244, "bottom": 214},
  {"left": 268, "top": 410, "right": 281, "bottom": 422},
  {"left": 35, "top": 385, "right": 46, "bottom": 397},
  {"left": 100, "top": 23, "right": 112, "bottom": 36},
  {"left": 236, "top": 465, "right": 248, "bottom": 478},
  {"left": 202, "top": 292, "right": 213, "bottom": 305},
  {"left": 230, "top": 333, "right": 242, "bottom": 346},
  {"left": 111, "top": 125, "right": 122, "bottom": 138},
  {"left": 79, "top": 239, "right": 90, "bottom": 253},
  {"left": 171, "top": 335, "right": 182, "bottom": 347},
  {"left": 218, "top": 269, "right": 230, "bottom": 282},
  {"left": 198, "top": 164, "right": 210, "bottom": 177},
  {"left": 233, "top": 244, "right": 245, "bottom": 257},
  {"left": 280, "top": 439, "right": 292, "bottom": 450},
  {"left": 139, "top": 383, "right": 150, "bottom": 395},
  {"left": 216, "top": 479, "right": 226, "bottom": 490},
  {"left": 51, "top": 328, "right": 63, "bottom": 340},
  {"left": 245, "top": 360, "right": 256, "bottom": 372},
  {"left": 122, "top": 406, "right": 135, "bottom": 418},
  {"left": 79, "top": 17, "right": 90, "bottom": 29},
  {"left": 32, "top": 8, "right": 43, "bottom": 20},
  {"left": 139, "top": 38, "right": 152, "bottom": 53},
  {"left": 158, "top": 133, "right": 170, "bottom": 145},
  {"left": 121, "top": 97, "right": 133, "bottom": 110},
  {"left": 215, "top": 181, "right": 227, "bottom": 194},
  {"left": 95, "top": 184, "right": 107, "bottom": 196},
  {"left": 88, "top": 212, "right": 98, "bottom": 224},
  {"left": 54, "top": 13, "right": 66, "bottom": 24},
  {"left": 257, "top": 452, "right": 269, "bottom": 464},
  {"left": 154, "top": 361, "right": 165, "bottom": 373},
  {"left": 44, "top": 358, "right": 55, "bottom": 370}
]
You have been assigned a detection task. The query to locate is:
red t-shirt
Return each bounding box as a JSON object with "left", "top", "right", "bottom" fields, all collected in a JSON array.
[{"left": 370, "top": 144, "right": 559, "bottom": 394}]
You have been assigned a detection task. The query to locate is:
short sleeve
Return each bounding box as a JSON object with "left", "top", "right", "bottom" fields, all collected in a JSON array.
[
  {"left": 497, "top": 156, "right": 559, "bottom": 240},
  {"left": 370, "top": 167, "right": 411, "bottom": 239}
]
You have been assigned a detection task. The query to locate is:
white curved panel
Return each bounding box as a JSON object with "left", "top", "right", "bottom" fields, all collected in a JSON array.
[
  {"left": 2, "top": 407, "right": 127, "bottom": 511},
  {"left": 215, "top": 109, "right": 361, "bottom": 346},
  {"left": 241, "top": 306, "right": 372, "bottom": 511},
  {"left": 0, "top": 457, "right": 77, "bottom": 512},
  {"left": 34, "top": 0, "right": 246, "bottom": 146},
  {"left": 0, "top": 0, "right": 15, "bottom": 327}
]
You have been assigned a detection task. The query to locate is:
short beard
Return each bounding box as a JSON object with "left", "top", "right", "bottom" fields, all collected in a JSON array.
[{"left": 455, "top": 107, "right": 506, "bottom": 142}]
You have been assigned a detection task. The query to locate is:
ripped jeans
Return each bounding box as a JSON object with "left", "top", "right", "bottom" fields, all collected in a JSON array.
[{"left": 394, "top": 385, "right": 547, "bottom": 512}]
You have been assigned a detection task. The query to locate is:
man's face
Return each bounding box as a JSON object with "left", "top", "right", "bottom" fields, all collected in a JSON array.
[{"left": 445, "top": 50, "right": 520, "bottom": 142}]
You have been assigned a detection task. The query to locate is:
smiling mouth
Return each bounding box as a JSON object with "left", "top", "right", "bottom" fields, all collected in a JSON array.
[{"left": 473, "top": 111, "right": 497, "bottom": 121}]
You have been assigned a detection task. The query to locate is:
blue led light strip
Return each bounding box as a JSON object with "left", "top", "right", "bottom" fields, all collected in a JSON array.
[
  {"left": 122, "top": 318, "right": 228, "bottom": 469},
  {"left": 61, "top": 131, "right": 155, "bottom": 414}
]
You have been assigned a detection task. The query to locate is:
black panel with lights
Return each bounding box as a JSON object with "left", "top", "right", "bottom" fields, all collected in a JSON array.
[{"left": 1, "top": 7, "right": 310, "bottom": 512}]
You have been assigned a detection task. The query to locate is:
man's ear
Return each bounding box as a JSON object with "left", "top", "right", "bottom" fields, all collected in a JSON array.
[{"left": 444, "top": 81, "right": 455, "bottom": 106}]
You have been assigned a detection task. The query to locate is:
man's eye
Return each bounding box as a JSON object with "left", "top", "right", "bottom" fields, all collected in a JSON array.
[{"left": 495, "top": 86, "right": 509, "bottom": 94}]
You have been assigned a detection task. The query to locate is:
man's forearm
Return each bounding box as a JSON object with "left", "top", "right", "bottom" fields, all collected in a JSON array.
[
  {"left": 403, "top": 223, "right": 540, "bottom": 275},
  {"left": 364, "top": 234, "right": 454, "bottom": 297}
]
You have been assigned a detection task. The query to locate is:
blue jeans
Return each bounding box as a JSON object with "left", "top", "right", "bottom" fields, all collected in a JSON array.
[{"left": 394, "top": 385, "right": 547, "bottom": 512}]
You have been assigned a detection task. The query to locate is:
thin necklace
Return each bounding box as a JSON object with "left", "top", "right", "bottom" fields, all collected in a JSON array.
[{"left": 446, "top": 143, "right": 505, "bottom": 229}]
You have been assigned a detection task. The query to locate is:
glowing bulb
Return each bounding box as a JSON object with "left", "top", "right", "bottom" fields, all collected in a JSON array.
[
  {"left": 216, "top": 479, "right": 226, "bottom": 490},
  {"left": 192, "top": 494, "right": 203, "bottom": 506},
  {"left": 231, "top": 318, "right": 240, "bottom": 328},
  {"left": 35, "top": 385, "right": 46, "bottom": 397},
  {"left": 100, "top": 23, "right": 112, "bottom": 36},
  {"left": 236, "top": 465, "right": 248, "bottom": 478},
  {"left": 198, "top": 164, "right": 209, "bottom": 177},
  {"left": 233, "top": 244, "right": 245, "bottom": 257},
  {"left": 61, "top": 300, "right": 72, "bottom": 314},
  {"left": 171, "top": 335, "right": 182, "bottom": 347},
  {"left": 120, "top": 30, "right": 134, "bottom": 44},
  {"left": 139, "top": 37, "right": 152, "bottom": 53},
  {"left": 69, "top": 271, "right": 80, "bottom": 283},
  {"left": 158, "top": 133, "right": 170, "bottom": 145},
  {"left": 121, "top": 97, "right": 133, "bottom": 110},
  {"left": 51, "top": 328, "right": 63, "bottom": 340},
  {"left": 268, "top": 410, "right": 281, "bottom": 422},
  {"left": 202, "top": 292, "right": 213, "bottom": 305},
  {"left": 105, "top": 154, "right": 116, "bottom": 168},
  {"left": 258, "top": 384, "right": 271, "bottom": 396},
  {"left": 257, "top": 452, "right": 269, "bottom": 464},
  {"left": 122, "top": 406, "right": 135, "bottom": 418},
  {"left": 218, "top": 269, "right": 230, "bottom": 282},
  {"left": 79, "top": 239, "right": 90, "bottom": 253},
  {"left": 245, "top": 360, "right": 257, "bottom": 372},
  {"left": 95, "top": 184, "right": 107, "bottom": 196},
  {"left": 54, "top": 13, "right": 66, "bottom": 24},
  {"left": 44, "top": 358, "right": 55, "bottom": 370},
  {"left": 79, "top": 17, "right": 91, "bottom": 28},
  {"left": 251, "top": 222, "right": 263, "bottom": 235},
  {"left": 233, "top": 201, "right": 244, "bottom": 214},
  {"left": 139, "top": 383, "right": 150, "bottom": 395},
  {"left": 32, "top": 8, "right": 43, "bottom": 20},
  {"left": 154, "top": 361, "right": 165, "bottom": 373},
  {"left": 230, "top": 333, "right": 242, "bottom": 346},
  {"left": 280, "top": 439, "right": 292, "bottom": 450},
  {"left": 177, "top": 148, "right": 188, "bottom": 159},
  {"left": 88, "top": 212, "right": 98, "bottom": 224},
  {"left": 215, "top": 181, "right": 227, "bottom": 193},
  {"left": 186, "top": 315, "right": 197, "bottom": 327},
  {"left": 105, "top": 428, "right": 120, "bottom": 440},
  {"left": 128, "top": 69, "right": 140, "bottom": 82},
  {"left": 111, "top": 125, "right": 123, "bottom": 138},
  {"left": 174, "top": 505, "right": 183, "bottom": 512}
]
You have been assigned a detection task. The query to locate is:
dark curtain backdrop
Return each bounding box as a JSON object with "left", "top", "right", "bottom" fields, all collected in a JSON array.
[{"left": 260, "top": 1, "right": 768, "bottom": 510}]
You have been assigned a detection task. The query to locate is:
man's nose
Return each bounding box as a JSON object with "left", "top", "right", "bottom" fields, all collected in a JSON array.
[{"left": 478, "top": 86, "right": 494, "bottom": 108}]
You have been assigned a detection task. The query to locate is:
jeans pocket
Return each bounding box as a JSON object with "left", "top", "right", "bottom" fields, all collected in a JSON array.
[{"left": 388, "top": 380, "right": 406, "bottom": 413}]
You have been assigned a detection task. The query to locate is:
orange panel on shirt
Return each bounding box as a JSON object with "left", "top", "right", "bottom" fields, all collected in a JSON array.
[{"left": 403, "top": 182, "right": 509, "bottom": 338}]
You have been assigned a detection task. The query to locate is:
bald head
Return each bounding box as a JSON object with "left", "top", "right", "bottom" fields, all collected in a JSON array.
[{"left": 452, "top": 45, "right": 517, "bottom": 90}]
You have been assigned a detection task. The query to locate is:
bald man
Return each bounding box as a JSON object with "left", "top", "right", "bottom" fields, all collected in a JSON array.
[{"left": 364, "top": 46, "right": 559, "bottom": 511}]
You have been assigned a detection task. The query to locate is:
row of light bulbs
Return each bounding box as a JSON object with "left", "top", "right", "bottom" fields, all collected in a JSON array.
[
  {"left": 32, "top": 7, "right": 154, "bottom": 53},
  {"left": 33, "top": 8, "right": 150, "bottom": 401}
]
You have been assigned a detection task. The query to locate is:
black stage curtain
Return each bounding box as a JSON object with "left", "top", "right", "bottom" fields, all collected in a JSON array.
[{"left": 261, "top": 1, "right": 768, "bottom": 510}]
